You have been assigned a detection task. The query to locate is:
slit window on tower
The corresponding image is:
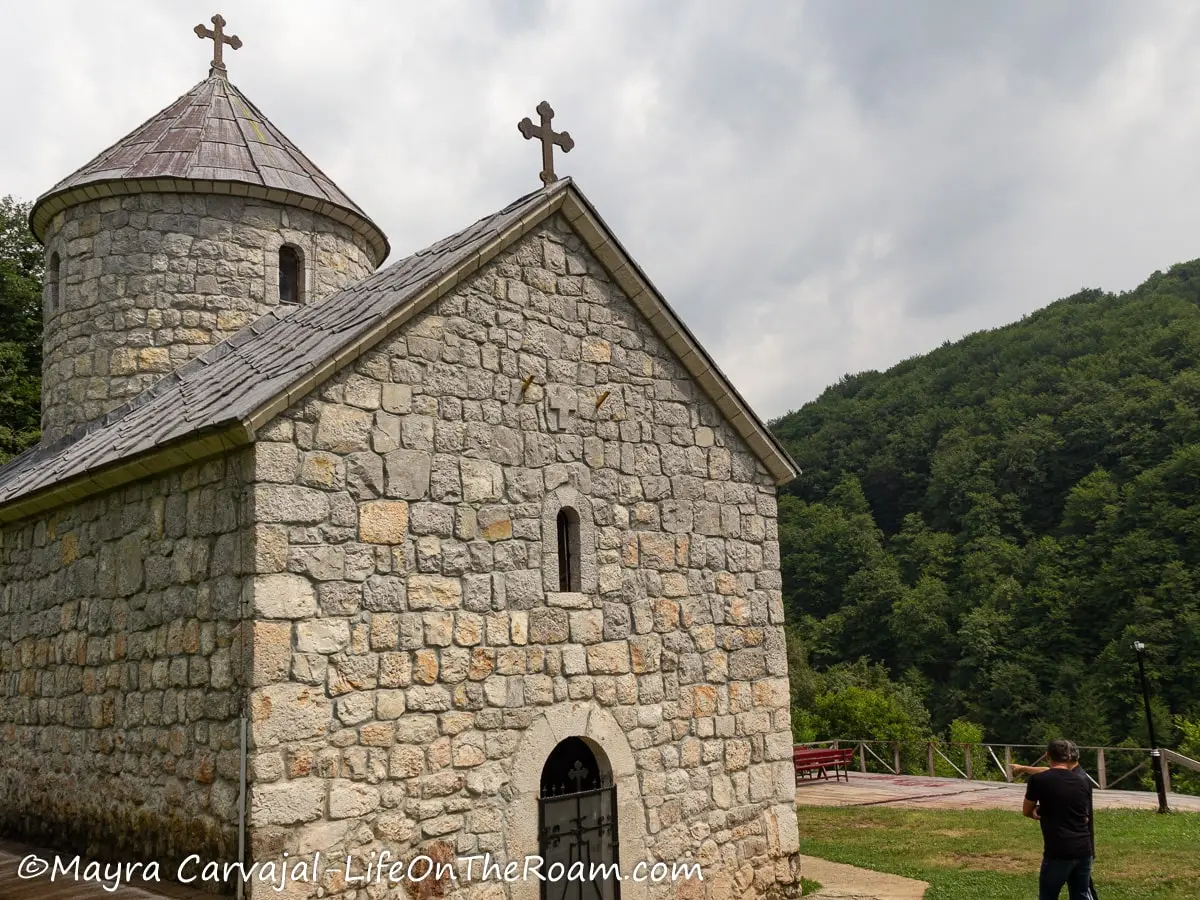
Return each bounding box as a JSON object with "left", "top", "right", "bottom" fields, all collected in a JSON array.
[
  {"left": 279, "top": 245, "right": 302, "bottom": 304},
  {"left": 47, "top": 252, "right": 61, "bottom": 314},
  {"left": 557, "top": 507, "right": 581, "bottom": 592}
]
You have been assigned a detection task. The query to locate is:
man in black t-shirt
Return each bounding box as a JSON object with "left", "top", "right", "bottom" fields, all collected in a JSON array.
[{"left": 1023, "top": 739, "right": 1095, "bottom": 900}]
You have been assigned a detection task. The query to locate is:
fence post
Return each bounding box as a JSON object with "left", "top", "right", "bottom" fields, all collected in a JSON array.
[
  {"left": 893, "top": 742, "right": 901, "bottom": 776},
  {"left": 964, "top": 744, "right": 972, "bottom": 780},
  {"left": 1162, "top": 758, "right": 1171, "bottom": 795},
  {"left": 1097, "top": 749, "right": 1106, "bottom": 790},
  {"left": 1004, "top": 746, "right": 1012, "bottom": 782},
  {"left": 859, "top": 742, "right": 867, "bottom": 774},
  {"left": 927, "top": 742, "right": 935, "bottom": 777}
]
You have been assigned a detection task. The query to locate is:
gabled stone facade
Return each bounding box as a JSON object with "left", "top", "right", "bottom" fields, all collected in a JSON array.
[
  {"left": 1, "top": 208, "right": 802, "bottom": 899},
  {"left": 240, "top": 215, "right": 801, "bottom": 898}
]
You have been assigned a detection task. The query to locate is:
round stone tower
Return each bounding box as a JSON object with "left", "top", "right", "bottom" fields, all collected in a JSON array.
[{"left": 30, "top": 71, "right": 389, "bottom": 445}]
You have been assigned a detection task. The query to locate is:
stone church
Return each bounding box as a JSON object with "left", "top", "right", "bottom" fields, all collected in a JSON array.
[{"left": 0, "top": 15, "right": 802, "bottom": 900}]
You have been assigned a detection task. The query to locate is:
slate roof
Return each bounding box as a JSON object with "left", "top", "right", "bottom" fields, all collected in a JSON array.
[
  {"left": 0, "top": 179, "right": 797, "bottom": 524},
  {"left": 30, "top": 75, "right": 388, "bottom": 265}
]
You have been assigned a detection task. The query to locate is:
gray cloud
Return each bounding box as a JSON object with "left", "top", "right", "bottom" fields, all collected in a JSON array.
[{"left": 4, "top": 1, "right": 1200, "bottom": 420}]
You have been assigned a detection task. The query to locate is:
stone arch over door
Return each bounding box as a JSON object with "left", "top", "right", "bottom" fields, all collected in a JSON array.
[{"left": 505, "top": 702, "right": 648, "bottom": 900}]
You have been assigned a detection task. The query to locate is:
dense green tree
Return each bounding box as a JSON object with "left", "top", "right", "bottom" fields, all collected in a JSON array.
[
  {"left": 773, "top": 259, "right": 1200, "bottom": 762},
  {"left": 0, "top": 196, "right": 42, "bottom": 460}
]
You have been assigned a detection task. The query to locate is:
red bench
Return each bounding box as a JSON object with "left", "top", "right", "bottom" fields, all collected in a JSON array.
[{"left": 794, "top": 746, "right": 854, "bottom": 784}]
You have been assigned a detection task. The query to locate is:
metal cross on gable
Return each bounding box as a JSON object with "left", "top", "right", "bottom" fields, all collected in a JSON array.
[
  {"left": 195, "top": 13, "right": 243, "bottom": 78},
  {"left": 518, "top": 101, "right": 575, "bottom": 185}
]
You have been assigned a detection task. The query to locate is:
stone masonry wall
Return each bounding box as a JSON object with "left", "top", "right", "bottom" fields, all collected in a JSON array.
[
  {"left": 0, "top": 453, "right": 251, "bottom": 874},
  {"left": 244, "top": 215, "right": 801, "bottom": 899},
  {"left": 40, "top": 194, "right": 377, "bottom": 444}
]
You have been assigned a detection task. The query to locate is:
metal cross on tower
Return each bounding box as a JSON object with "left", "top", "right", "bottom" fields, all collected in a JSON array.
[
  {"left": 194, "top": 13, "right": 243, "bottom": 78},
  {"left": 518, "top": 101, "right": 575, "bottom": 185}
]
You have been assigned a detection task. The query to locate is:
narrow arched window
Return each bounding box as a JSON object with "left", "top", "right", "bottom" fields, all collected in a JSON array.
[
  {"left": 46, "top": 252, "right": 61, "bottom": 315},
  {"left": 557, "top": 507, "right": 580, "bottom": 592},
  {"left": 279, "top": 245, "right": 302, "bottom": 304}
]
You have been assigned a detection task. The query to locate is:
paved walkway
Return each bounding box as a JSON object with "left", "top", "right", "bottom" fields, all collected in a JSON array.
[
  {"left": 795, "top": 771, "right": 1200, "bottom": 812},
  {"left": 801, "top": 855, "right": 927, "bottom": 899},
  {"left": 0, "top": 839, "right": 212, "bottom": 900}
]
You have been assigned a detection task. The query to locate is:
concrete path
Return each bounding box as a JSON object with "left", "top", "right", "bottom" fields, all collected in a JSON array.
[
  {"left": 795, "top": 771, "right": 1200, "bottom": 812},
  {"left": 801, "top": 855, "right": 928, "bottom": 900}
]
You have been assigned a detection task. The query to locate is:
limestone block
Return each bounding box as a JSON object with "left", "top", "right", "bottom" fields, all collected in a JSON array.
[
  {"left": 408, "top": 575, "right": 462, "bottom": 610},
  {"left": 251, "top": 683, "right": 332, "bottom": 747},
  {"left": 329, "top": 780, "right": 380, "bottom": 819},
  {"left": 314, "top": 404, "right": 373, "bottom": 453},
  {"left": 409, "top": 501, "right": 454, "bottom": 536},
  {"left": 503, "top": 569, "right": 542, "bottom": 609},
  {"left": 336, "top": 692, "right": 374, "bottom": 726},
  {"left": 461, "top": 459, "right": 504, "bottom": 502},
  {"left": 581, "top": 336, "right": 612, "bottom": 363},
  {"left": 381, "top": 383, "right": 413, "bottom": 414},
  {"left": 477, "top": 507, "right": 512, "bottom": 541},
  {"left": 528, "top": 608, "right": 568, "bottom": 644},
  {"left": 253, "top": 621, "right": 293, "bottom": 684},
  {"left": 359, "top": 500, "right": 408, "bottom": 544},
  {"left": 298, "top": 451, "right": 342, "bottom": 489},
  {"left": 638, "top": 532, "right": 677, "bottom": 570},
  {"left": 255, "top": 485, "right": 330, "bottom": 524},
  {"left": 251, "top": 778, "right": 326, "bottom": 826},
  {"left": 256, "top": 442, "right": 300, "bottom": 483},
  {"left": 346, "top": 452, "right": 385, "bottom": 499},
  {"left": 253, "top": 573, "right": 317, "bottom": 619},
  {"left": 384, "top": 449, "right": 432, "bottom": 500},
  {"left": 376, "top": 690, "right": 407, "bottom": 720},
  {"left": 295, "top": 619, "right": 351, "bottom": 655},
  {"left": 569, "top": 609, "right": 604, "bottom": 644},
  {"left": 587, "top": 642, "right": 631, "bottom": 674}
]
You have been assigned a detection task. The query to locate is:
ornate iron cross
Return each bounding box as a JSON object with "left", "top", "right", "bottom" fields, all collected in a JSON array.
[
  {"left": 195, "top": 14, "right": 243, "bottom": 78},
  {"left": 518, "top": 101, "right": 575, "bottom": 185}
]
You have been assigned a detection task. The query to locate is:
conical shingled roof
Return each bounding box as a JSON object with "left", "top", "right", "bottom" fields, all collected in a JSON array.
[{"left": 30, "top": 75, "right": 389, "bottom": 264}]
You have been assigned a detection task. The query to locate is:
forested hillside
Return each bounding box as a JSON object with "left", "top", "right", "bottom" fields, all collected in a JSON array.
[{"left": 772, "top": 261, "right": 1200, "bottom": 756}]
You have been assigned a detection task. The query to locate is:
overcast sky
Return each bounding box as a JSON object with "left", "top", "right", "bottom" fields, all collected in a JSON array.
[{"left": 5, "top": 1, "right": 1200, "bottom": 421}]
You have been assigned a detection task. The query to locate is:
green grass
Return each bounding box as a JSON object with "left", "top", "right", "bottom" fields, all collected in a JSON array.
[
  {"left": 800, "top": 877, "right": 823, "bottom": 895},
  {"left": 798, "top": 806, "right": 1200, "bottom": 899}
]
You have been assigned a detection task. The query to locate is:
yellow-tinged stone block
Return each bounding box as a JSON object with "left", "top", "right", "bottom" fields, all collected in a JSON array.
[
  {"left": 407, "top": 575, "right": 462, "bottom": 609},
  {"left": 109, "top": 348, "right": 138, "bottom": 375},
  {"left": 581, "top": 336, "right": 612, "bottom": 363},
  {"left": 138, "top": 347, "right": 171, "bottom": 372},
  {"left": 359, "top": 500, "right": 408, "bottom": 543}
]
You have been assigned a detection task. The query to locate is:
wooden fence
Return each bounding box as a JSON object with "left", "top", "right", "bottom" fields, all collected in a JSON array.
[{"left": 793, "top": 740, "right": 1200, "bottom": 792}]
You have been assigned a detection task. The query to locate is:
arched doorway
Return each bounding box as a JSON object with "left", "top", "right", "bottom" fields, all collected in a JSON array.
[{"left": 538, "top": 737, "right": 620, "bottom": 900}]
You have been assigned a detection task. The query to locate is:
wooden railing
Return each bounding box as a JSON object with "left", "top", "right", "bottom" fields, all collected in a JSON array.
[{"left": 792, "top": 740, "right": 1200, "bottom": 792}]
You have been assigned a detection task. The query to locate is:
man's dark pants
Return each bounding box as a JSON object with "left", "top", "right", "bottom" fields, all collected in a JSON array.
[{"left": 1039, "top": 856, "right": 1093, "bottom": 900}]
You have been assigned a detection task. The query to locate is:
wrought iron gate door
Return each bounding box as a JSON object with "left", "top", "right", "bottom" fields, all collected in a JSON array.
[{"left": 538, "top": 780, "right": 620, "bottom": 900}]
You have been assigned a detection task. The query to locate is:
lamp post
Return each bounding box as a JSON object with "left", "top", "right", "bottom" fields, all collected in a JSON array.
[{"left": 1131, "top": 640, "right": 1170, "bottom": 814}]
